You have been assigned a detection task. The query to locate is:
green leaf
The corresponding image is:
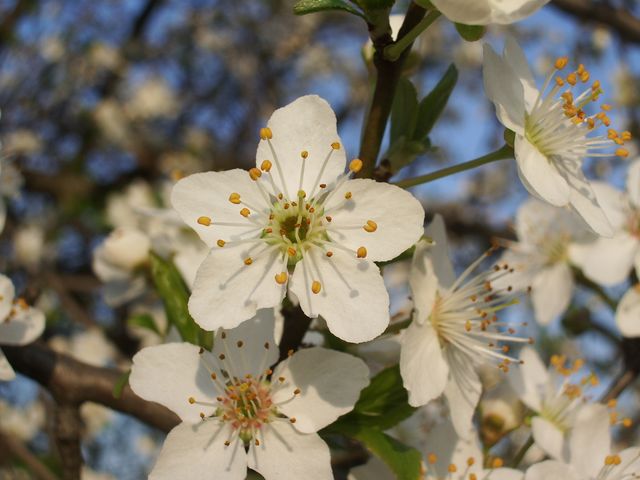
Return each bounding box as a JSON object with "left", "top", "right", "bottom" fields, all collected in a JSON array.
[
  {"left": 390, "top": 78, "right": 419, "bottom": 146},
  {"left": 149, "top": 252, "right": 205, "bottom": 346},
  {"left": 127, "top": 313, "right": 161, "bottom": 336},
  {"left": 455, "top": 23, "right": 486, "bottom": 42},
  {"left": 386, "top": 136, "right": 430, "bottom": 173},
  {"left": 414, "top": 64, "right": 458, "bottom": 140},
  {"left": 112, "top": 370, "right": 130, "bottom": 399},
  {"left": 354, "top": 428, "right": 422, "bottom": 480},
  {"left": 293, "top": 0, "right": 364, "bottom": 18},
  {"left": 355, "top": 0, "right": 395, "bottom": 9}
]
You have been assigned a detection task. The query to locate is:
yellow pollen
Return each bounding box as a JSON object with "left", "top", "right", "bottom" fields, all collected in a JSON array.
[
  {"left": 261, "top": 160, "right": 272, "bottom": 172},
  {"left": 349, "top": 158, "right": 363, "bottom": 173},
  {"left": 616, "top": 148, "right": 629, "bottom": 158},
  {"left": 555, "top": 77, "right": 565, "bottom": 87},
  {"left": 427, "top": 453, "right": 437, "bottom": 464},
  {"left": 621, "top": 131, "right": 632, "bottom": 141},
  {"left": 275, "top": 272, "right": 288, "bottom": 284},
  {"left": 244, "top": 257, "right": 253, "bottom": 266},
  {"left": 326, "top": 251, "right": 333, "bottom": 257},
  {"left": 567, "top": 72, "right": 577, "bottom": 85},
  {"left": 492, "top": 458, "right": 504, "bottom": 468},
  {"left": 344, "top": 191, "right": 352, "bottom": 200},
  {"left": 554, "top": 56, "right": 569, "bottom": 69},
  {"left": 259, "top": 127, "right": 272, "bottom": 140},
  {"left": 331, "top": 142, "right": 341, "bottom": 150},
  {"left": 287, "top": 247, "right": 297, "bottom": 257},
  {"left": 363, "top": 220, "right": 378, "bottom": 233},
  {"left": 293, "top": 388, "right": 301, "bottom": 395},
  {"left": 249, "top": 168, "right": 262, "bottom": 181},
  {"left": 601, "top": 104, "right": 612, "bottom": 111},
  {"left": 580, "top": 71, "right": 590, "bottom": 82},
  {"left": 188, "top": 397, "right": 195, "bottom": 404},
  {"left": 467, "top": 457, "right": 475, "bottom": 466},
  {"left": 301, "top": 151, "right": 308, "bottom": 159},
  {"left": 289, "top": 417, "right": 297, "bottom": 423},
  {"left": 217, "top": 239, "right": 226, "bottom": 247},
  {"left": 229, "top": 192, "right": 241, "bottom": 204},
  {"left": 623, "top": 418, "right": 632, "bottom": 427},
  {"left": 311, "top": 281, "right": 322, "bottom": 294},
  {"left": 607, "top": 399, "right": 618, "bottom": 408},
  {"left": 470, "top": 475, "right": 477, "bottom": 480},
  {"left": 448, "top": 464, "right": 457, "bottom": 473},
  {"left": 356, "top": 246, "right": 367, "bottom": 258},
  {"left": 197, "top": 216, "right": 211, "bottom": 226},
  {"left": 298, "top": 190, "right": 306, "bottom": 198},
  {"left": 240, "top": 208, "right": 251, "bottom": 217}
]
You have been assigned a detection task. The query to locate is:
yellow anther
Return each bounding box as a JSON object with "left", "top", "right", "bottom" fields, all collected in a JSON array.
[
  {"left": 567, "top": 72, "right": 577, "bottom": 85},
  {"left": 240, "top": 207, "right": 251, "bottom": 217},
  {"left": 311, "top": 281, "right": 321, "bottom": 294},
  {"left": 623, "top": 417, "right": 632, "bottom": 427},
  {"left": 244, "top": 257, "right": 253, "bottom": 266},
  {"left": 293, "top": 388, "right": 301, "bottom": 395},
  {"left": 331, "top": 142, "right": 341, "bottom": 150},
  {"left": 363, "top": 220, "right": 378, "bottom": 233},
  {"left": 289, "top": 417, "right": 297, "bottom": 424},
  {"left": 470, "top": 475, "right": 477, "bottom": 480},
  {"left": 197, "top": 216, "right": 212, "bottom": 226},
  {"left": 465, "top": 320, "right": 472, "bottom": 332},
  {"left": 325, "top": 215, "right": 332, "bottom": 222},
  {"left": 261, "top": 159, "right": 272, "bottom": 172},
  {"left": 427, "top": 453, "right": 437, "bottom": 464},
  {"left": 622, "top": 131, "right": 632, "bottom": 141},
  {"left": 326, "top": 251, "right": 333, "bottom": 257},
  {"left": 448, "top": 464, "right": 457, "bottom": 473},
  {"left": 344, "top": 191, "right": 352, "bottom": 200},
  {"left": 467, "top": 457, "right": 475, "bottom": 466},
  {"left": 188, "top": 397, "right": 196, "bottom": 404},
  {"left": 601, "top": 104, "right": 612, "bottom": 111},
  {"left": 580, "top": 71, "right": 590, "bottom": 83},
  {"left": 259, "top": 127, "right": 273, "bottom": 140},
  {"left": 297, "top": 190, "right": 306, "bottom": 198},
  {"left": 607, "top": 399, "right": 618, "bottom": 408},
  {"left": 592, "top": 80, "right": 601, "bottom": 90},
  {"left": 275, "top": 272, "right": 288, "bottom": 284},
  {"left": 577, "top": 64, "right": 585, "bottom": 74},
  {"left": 229, "top": 192, "right": 241, "bottom": 204},
  {"left": 554, "top": 56, "right": 569, "bottom": 69},
  {"left": 301, "top": 151, "right": 308, "bottom": 159},
  {"left": 492, "top": 458, "right": 504, "bottom": 468},
  {"left": 555, "top": 77, "right": 565, "bottom": 87},
  {"left": 217, "top": 239, "right": 226, "bottom": 247},
  {"left": 249, "top": 167, "right": 262, "bottom": 181},
  {"left": 349, "top": 158, "right": 363, "bottom": 173},
  {"left": 287, "top": 247, "right": 297, "bottom": 257},
  {"left": 356, "top": 246, "right": 367, "bottom": 258},
  {"left": 616, "top": 148, "right": 629, "bottom": 158}
]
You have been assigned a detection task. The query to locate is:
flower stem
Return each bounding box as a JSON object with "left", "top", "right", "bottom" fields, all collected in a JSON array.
[
  {"left": 384, "top": 10, "right": 441, "bottom": 62},
  {"left": 510, "top": 435, "right": 534, "bottom": 468},
  {"left": 393, "top": 144, "right": 513, "bottom": 189}
]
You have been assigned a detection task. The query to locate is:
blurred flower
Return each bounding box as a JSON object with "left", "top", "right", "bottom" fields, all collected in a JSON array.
[
  {"left": 483, "top": 38, "right": 630, "bottom": 236},
  {"left": 172, "top": 95, "right": 424, "bottom": 343},
  {"left": 615, "top": 285, "right": 640, "bottom": 337},
  {"left": 126, "top": 77, "right": 178, "bottom": 119},
  {"left": 13, "top": 224, "right": 46, "bottom": 271},
  {"left": 88, "top": 43, "right": 121, "bottom": 71},
  {"left": 0, "top": 398, "right": 45, "bottom": 441},
  {"left": 480, "top": 379, "right": 524, "bottom": 446},
  {"left": 614, "top": 67, "right": 638, "bottom": 107},
  {"left": 3, "top": 129, "right": 42, "bottom": 155},
  {"left": 129, "top": 311, "right": 369, "bottom": 480},
  {"left": 105, "top": 180, "right": 156, "bottom": 229},
  {"left": 0, "top": 274, "right": 46, "bottom": 380},
  {"left": 94, "top": 100, "right": 132, "bottom": 147},
  {"left": 431, "top": 0, "right": 549, "bottom": 25}
]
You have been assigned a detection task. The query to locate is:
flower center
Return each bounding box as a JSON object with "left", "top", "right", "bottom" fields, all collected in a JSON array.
[{"left": 218, "top": 377, "right": 275, "bottom": 443}]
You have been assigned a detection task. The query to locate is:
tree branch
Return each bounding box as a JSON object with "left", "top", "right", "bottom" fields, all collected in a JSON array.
[{"left": 0, "top": 430, "right": 59, "bottom": 480}]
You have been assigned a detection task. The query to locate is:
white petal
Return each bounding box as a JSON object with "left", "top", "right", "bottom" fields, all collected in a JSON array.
[
  {"left": 0, "top": 274, "right": 15, "bottom": 322},
  {"left": 171, "top": 170, "right": 268, "bottom": 248},
  {"left": 102, "top": 275, "right": 147, "bottom": 307},
  {"left": 568, "top": 403, "right": 610, "bottom": 477},
  {"left": 524, "top": 461, "right": 578, "bottom": 480},
  {"left": 483, "top": 44, "right": 526, "bottom": 134},
  {"left": 614, "top": 447, "right": 640, "bottom": 477},
  {"left": 443, "top": 350, "right": 482, "bottom": 438},
  {"left": 422, "top": 417, "right": 483, "bottom": 477},
  {"left": 289, "top": 248, "right": 389, "bottom": 343},
  {"left": 189, "top": 245, "right": 286, "bottom": 331},
  {"left": 129, "top": 343, "right": 221, "bottom": 423},
  {"left": 0, "top": 307, "right": 45, "bottom": 346},
  {"left": 248, "top": 422, "right": 332, "bottom": 480},
  {"left": 323, "top": 179, "right": 424, "bottom": 262},
  {"left": 484, "top": 469, "right": 525, "bottom": 480},
  {"left": 271, "top": 347, "right": 369, "bottom": 433},
  {"left": 173, "top": 243, "right": 209, "bottom": 289},
  {"left": 431, "top": 0, "right": 492, "bottom": 24},
  {"left": 92, "top": 245, "right": 132, "bottom": 282},
  {"left": 616, "top": 286, "right": 640, "bottom": 337},
  {"left": 572, "top": 234, "right": 638, "bottom": 286},
  {"left": 0, "top": 349, "right": 16, "bottom": 381},
  {"left": 212, "top": 310, "right": 279, "bottom": 379},
  {"left": 515, "top": 136, "right": 570, "bottom": 207},
  {"left": 424, "top": 213, "right": 456, "bottom": 288},
  {"left": 255, "top": 95, "right": 346, "bottom": 199},
  {"left": 507, "top": 346, "right": 548, "bottom": 412},
  {"left": 400, "top": 319, "right": 448, "bottom": 407},
  {"left": 591, "top": 182, "right": 629, "bottom": 229},
  {"left": 503, "top": 37, "right": 538, "bottom": 110},
  {"left": 627, "top": 160, "right": 640, "bottom": 207},
  {"left": 150, "top": 422, "right": 247, "bottom": 480},
  {"left": 488, "top": 0, "right": 550, "bottom": 24},
  {"left": 531, "top": 416, "right": 566, "bottom": 461},
  {"left": 348, "top": 457, "right": 395, "bottom": 480},
  {"left": 530, "top": 262, "right": 573, "bottom": 325}
]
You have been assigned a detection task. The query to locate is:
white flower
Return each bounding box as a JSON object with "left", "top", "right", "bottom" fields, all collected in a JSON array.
[
  {"left": 570, "top": 160, "right": 640, "bottom": 286},
  {"left": 129, "top": 310, "right": 369, "bottom": 480},
  {"left": 483, "top": 37, "right": 631, "bottom": 236},
  {"left": 13, "top": 224, "right": 46, "bottom": 271},
  {"left": 171, "top": 95, "right": 424, "bottom": 343},
  {"left": 615, "top": 285, "right": 640, "bottom": 337},
  {"left": 0, "top": 399, "right": 45, "bottom": 441},
  {"left": 508, "top": 346, "right": 608, "bottom": 462},
  {"left": 399, "top": 214, "right": 528, "bottom": 437},
  {"left": 496, "top": 198, "right": 594, "bottom": 325},
  {"left": 430, "top": 0, "right": 549, "bottom": 25},
  {"left": 0, "top": 274, "right": 46, "bottom": 380}
]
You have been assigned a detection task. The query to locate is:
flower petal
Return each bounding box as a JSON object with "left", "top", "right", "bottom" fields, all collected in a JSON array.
[
  {"left": 189, "top": 245, "right": 286, "bottom": 331},
  {"left": 531, "top": 416, "right": 566, "bottom": 461},
  {"left": 627, "top": 160, "right": 640, "bottom": 207},
  {"left": 289, "top": 248, "right": 389, "bottom": 343},
  {"left": 503, "top": 37, "right": 538, "bottom": 110},
  {"left": 483, "top": 44, "right": 526, "bottom": 134},
  {"left": 531, "top": 262, "right": 573, "bottom": 325},
  {"left": 348, "top": 457, "right": 395, "bottom": 480},
  {"left": 615, "top": 447, "right": 640, "bottom": 477},
  {"left": 323, "top": 179, "right": 424, "bottom": 262},
  {"left": 0, "top": 349, "right": 16, "bottom": 381},
  {"left": 171, "top": 170, "right": 268, "bottom": 248},
  {"left": 570, "top": 234, "right": 637, "bottom": 286},
  {"left": 508, "top": 346, "right": 548, "bottom": 412},
  {"left": 616, "top": 286, "right": 640, "bottom": 337},
  {"left": 591, "top": 182, "right": 629, "bottom": 229},
  {"left": 0, "top": 274, "right": 15, "bottom": 322},
  {"left": 400, "top": 319, "right": 448, "bottom": 407},
  {"left": 443, "top": 349, "right": 482, "bottom": 438},
  {"left": 255, "top": 95, "right": 346, "bottom": 200},
  {"left": 150, "top": 422, "right": 247, "bottom": 480},
  {"left": 0, "top": 307, "right": 45, "bottom": 346},
  {"left": 271, "top": 347, "right": 369, "bottom": 433},
  {"left": 524, "top": 461, "right": 578, "bottom": 480},
  {"left": 568, "top": 403, "right": 610, "bottom": 477},
  {"left": 515, "top": 136, "right": 570, "bottom": 207},
  {"left": 129, "top": 343, "right": 221, "bottom": 423},
  {"left": 248, "top": 422, "right": 332, "bottom": 480},
  {"left": 422, "top": 417, "right": 483, "bottom": 478}
]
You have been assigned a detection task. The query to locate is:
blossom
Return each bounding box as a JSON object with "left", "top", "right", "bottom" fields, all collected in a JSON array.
[
  {"left": 399, "top": 214, "right": 528, "bottom": 437},
  {"left": 615, "top": 285, "right": 640, "bottom": 337},
  {"left": 570, "top": 160, "right": 640, "bottom": 285},
  {"left": 0, "top": 274, "right": 46, "bottom": 380},
  {"left": 508, "top": 346, "right": 610, "bottom": 462},
  {"left": 129, "top": 310, "right": 369, "bottom": 480},
  {"left": 496, "top": 198, "right": 594, "bottom": 325},
  {"left": 483, "top": 37, "right": 631, "bottom": 236},
  {"left": 430, "top": 0, "right": 549, "bottom": 25},
  {"left": 171, "top": 95, "right": 424, "bottom": 343}
]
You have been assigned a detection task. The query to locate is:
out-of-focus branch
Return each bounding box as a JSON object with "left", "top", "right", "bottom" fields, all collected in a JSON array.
[
  {"left": 3, "top": 343, "right": 179, "bottom": 433},
  {"left": 0, "top": 430, "right": 59, "bottom": 480},
  {"left": 278, "top": 304, "right": 313, "bottom": 362},
  {"left": 601, "top": 369, "right": 637, "bottom": 403},
  {"left": 553, "top": 0, "right": 640, "bottom": 44},
  {"left": 54, "top": 405, "right": 82, "bottom": 480}
]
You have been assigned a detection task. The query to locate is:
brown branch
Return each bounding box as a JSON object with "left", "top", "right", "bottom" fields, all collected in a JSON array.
[
  {"left": 54, "top": 405, "right": 82, "bottom": 480},
  {"left": 0, "top": 431, "right": 59, "bottom": 480},
  {"left": 3, "top": 343, "right": 179, "bottom": 433},
  {"left": 278, "top": 304, "right": 313, "bottom": 362},
  {"left": 553, "top": 0, "right": 640, "bottom": 44},
  {"left": 601, "top": 369, "right": 638, "bottom": 403}
]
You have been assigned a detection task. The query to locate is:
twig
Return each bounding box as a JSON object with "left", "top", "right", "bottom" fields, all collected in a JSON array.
[
  {"left": 278, "top": 304, "right": 313, "bottom": 361},
  {"left": 601, "top": 369, "right": 637, "bottom": 403},
  {"left": 54, "top": 405, "right": 82, "bottom": 480},
  {"left": 0, "top": 430, "right": 59, "bottom": 480}
]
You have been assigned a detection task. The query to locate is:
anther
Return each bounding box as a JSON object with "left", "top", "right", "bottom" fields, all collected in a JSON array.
[
  {"left": 293, "top": 388, "right": 301, "bottom": 395},
  {"left": 448, "top": 464, "right": 457, "bottom": 473},
  {"left": 224, "top": 440, "right": 231, "bottom": 446},
  {"left": 188, "top": 397, "right": 196, "bottom": 404},
  {"left": 275, "top": 272, "right": 288, "bottom": 284},
  {"left": 616, "top": 148, "right": 629, "bottom": 158},
  {"left": 219, "top": 353, "right": 225, "bottom": 360},
  {"left": 264, "top": 342, "right": 270, "bottom": 349},
  {"left": 331, "top": 142, "right": 341, "bottom": 150},
  {"left": 237, "top": 341, "right": 244, "bottom": 348},
  {"left": 216, "top": 239, "right": 226, "bottom": 247},
  {"left": 259, "top": 127, "right": 272, "bottom": 140},
  {"left": 197, "top": 216, "right": 212, "bottom": 226},
  {"left": 300, "top": 150, "right": 308, "bottom": 159},
  {"left": 311, "top": 281, "right": 322, "bottom": 294},
  {"left": 240, "top": 207, "right": 251, "bottom": 217},
  {"left": 344, "top": 192, "right": 352, "bottom": 200},
  {"left": 363, "top": 220, "right": 378, "bottom": 232},
  {"left": 287, "top": 247, "right": 297, "bottom": 257},
  {"left": 492, "top": 458, "right": 504, "bottom": 468},
  {"left": 298, "top": 190, "right": 306, "bottom": 198},
  {"left": 349, "top": 159, "right": 363, "bottom": 173},
  {"left": 249, "top": 168, "right": 262, "bottom": 181},
  {"left": 427, "top": 453, "right": 437, "bottom": 464},
  {"left": 229, "top": 192, "right": 241, "bottom": 204},
  {"left": 356, "top": 246, "right": 367, "bottom": 258},
  {"left": 244, "top": 257, "right": 253, "bottom": 265},
  {"left": 554, "top": 57, "right": 568, "bottom": 69},
  {"left": 325, "top": 216, "right": 332, "bottom": 222},
  {"left": 326, "top": 251, "right": 333, "bottom": 257},
  {"left": 289, "top": 417, "right": 297, "bottom": 423},
  {"left": 261, "top": 160, "right": 272, "bottom": 172},
  {"left": 211, "top": 372, "right": 217, "bottom": 380},
  {"left": 567, "top": 72, "right": 577, "bottom": 85},
  {"left": 319, "top": 183, "right": 326, "bottom": 188}
]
